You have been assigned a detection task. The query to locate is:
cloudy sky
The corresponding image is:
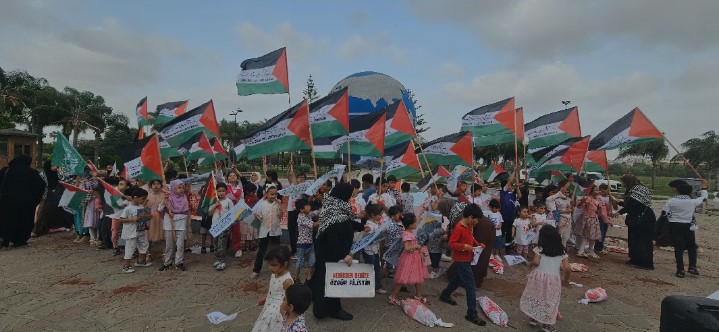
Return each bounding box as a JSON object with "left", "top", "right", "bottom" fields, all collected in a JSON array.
[{"left": 2, "top": 0, "right": 718, "bottom": 152}]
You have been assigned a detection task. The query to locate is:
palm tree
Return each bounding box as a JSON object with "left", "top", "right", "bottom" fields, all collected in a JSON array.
[{"left": 62, "top": 87, "right": 112, "bottom": 152}]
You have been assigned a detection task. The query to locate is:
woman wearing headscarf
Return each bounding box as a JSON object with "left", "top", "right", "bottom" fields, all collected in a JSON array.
[
  {"left": 311, "top": 183, "right": 363, "bottom": 321},
  {"left": 33, "top": 160, "right": 73, "bottom": 236},
  {"left": 0, "top": 155, "right": 46, "bottom": 248},
  {"left": 619, "top": 175, "right": 655, "bottom": 269}
]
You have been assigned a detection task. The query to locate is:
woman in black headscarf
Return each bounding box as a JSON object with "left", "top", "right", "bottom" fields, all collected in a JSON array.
[
  {"left": 0, "top": 155, "right": 46, "bottom": 248},
  {"left": 311, "top": 182, "right": 363, "bottom": 321},
  {"left": 619, "top": 175, "right": 655, "bottom": 269},
  {"left": 33, "top": 160, "right": 73, "bottom": 236}
]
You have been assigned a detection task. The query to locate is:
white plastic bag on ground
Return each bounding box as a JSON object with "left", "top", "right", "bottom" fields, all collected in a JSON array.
[
  {"left": 579, "top": 287, "right": 607, "bottom": 304},
  {"left": 489, "top": 257, "right": 504, "bottom": 274},
  {"left": 477, "top": 296, "right": 508, "bottom": 327},
  {"left": 401, "top": 298, "right": 454, "bottom": 328}
]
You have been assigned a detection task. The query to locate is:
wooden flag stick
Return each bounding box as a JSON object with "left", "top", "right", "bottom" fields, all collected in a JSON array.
[
  {"left": 571, "top": 143, "right": 591, "bottom": 201},
  {"left": 416, "top": 140, "right": 440, "bottom": 192},
  {"left": 664, "top": 136, "right": 703, "bottom": 180},
  {"left": 513, "top": 109, "right": 520, "bottom": 185},
  {"left": 346, "top": 135, "right": 352, "bottom": 174},
  {"left": 414, "top": 141, "right": 426, "bottom": 178}
]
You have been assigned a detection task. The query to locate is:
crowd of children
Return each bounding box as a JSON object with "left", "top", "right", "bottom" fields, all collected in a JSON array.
[{"left": 41, "top": 162, "right": 712, "bottom": 332}]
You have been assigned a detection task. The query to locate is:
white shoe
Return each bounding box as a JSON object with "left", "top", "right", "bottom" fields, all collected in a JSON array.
[
  {"left": 441, "top": 254, "right": 452, "bottom": 262},
  {"left": 250, "top": 272, "right": 259, "bottom": 279},
  {"left": 234, "top": 250, "right": 243, "bottom": 258},
  {"left": 577, "top": 252, "right": 589, "bottom": 258},
  {"left": 588, "top": 252, "right": 600, "bottom": 259},
  {"left": 213, "top": 261, "right": 222, "bottom": 267},
  {"left": 216, "top": 262, "right": 226, "bottom": 271},
  {"left": 429, "top": 272, "right": 437, "bottom": 279}
]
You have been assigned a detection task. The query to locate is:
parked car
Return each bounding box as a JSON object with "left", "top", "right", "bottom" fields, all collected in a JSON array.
[{"left": 585, "top": 172, "right": 622, "bottom": 192}]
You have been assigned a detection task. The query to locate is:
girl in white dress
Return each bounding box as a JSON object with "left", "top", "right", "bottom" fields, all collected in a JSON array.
[{"left": 252, "top": 246, "right": 294, "bottom": 332}]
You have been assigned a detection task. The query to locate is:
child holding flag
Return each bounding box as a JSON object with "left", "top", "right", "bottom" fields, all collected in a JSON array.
[{"left": 208, "top": 182, "right": 234, "bottom": 271}]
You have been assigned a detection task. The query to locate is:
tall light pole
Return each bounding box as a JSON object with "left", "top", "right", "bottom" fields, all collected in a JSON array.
[
  {"left": 562, "top": 100, "right": 571, "bottom": 111},
  {"left": 229, "top": 108, "right": 243, "bottom": 163}
]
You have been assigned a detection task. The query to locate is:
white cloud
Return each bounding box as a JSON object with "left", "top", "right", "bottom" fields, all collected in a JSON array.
[
  {"left": 235, "top": 21, "right": 329, "bottom": 64},
  {"left": 408, "top": 0, "right": 719, "bottom": 58},
  {"left": 337, "top": 32, "right": 406, "bottom": 64},
  {"left": 441, "top": 62, "right": 464, "bottom": 79}
]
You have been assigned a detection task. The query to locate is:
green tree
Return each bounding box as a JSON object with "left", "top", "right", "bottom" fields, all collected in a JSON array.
[
  {"left": 406, "top": 88, "right": 429, "bottom": 135},
  {"left": 303, "top": 74, "right": 319, "bottom": 103},
  {"left": 681, "top": 131, "right": 719, "bottom": 188},
  {"left": 61, "top": 87, "right": 112, "bottom": 154},
  {"left": 618, "top": 140, "right": 669, "bottom": 189}
]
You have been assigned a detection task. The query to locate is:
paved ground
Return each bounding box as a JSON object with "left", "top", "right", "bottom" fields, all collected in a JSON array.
[{"left": 1, "top": 203, "right": 717, "bottom": 332}]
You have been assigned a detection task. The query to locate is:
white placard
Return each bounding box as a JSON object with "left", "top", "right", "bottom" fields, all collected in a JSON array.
[
  {"left": 504, "top": 255, "right": 528, "bottom": 266},
  {"left": 305, "top": 165, "right": 346, "bottom": 196},
  {"left": 325, "top": 262, "right": 375, "bottom": 298},
  {"left": 471, "top": 246, "right": 484, "bottom": 266},
  {"left": 209, "top": 200, "right": 253, "bottom": 237},
  {"left": 207, "top": 311, "right": 238, "bottom": 325},
  {"left": 350, "top": 221, "right": 391, "bottom": 254}
]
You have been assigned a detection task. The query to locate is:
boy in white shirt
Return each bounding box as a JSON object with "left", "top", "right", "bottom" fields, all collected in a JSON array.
[
  {"left": 118, "top": 187, "right": 152, "bottom": 273},
  {"left": 367, "top": 179, "right": 396, "bottom": 212},
  {"left": 250, "top": 185, "right": 282, "bottom": 279},
  {"left": 485, "top": 199, "right": 504, "bottom": 259},
  {"left": 663, "top": 179, "right": 708, "bottom": 278},
  {"left": 207, "top": 183, "right": 235, "bottom": 271}
]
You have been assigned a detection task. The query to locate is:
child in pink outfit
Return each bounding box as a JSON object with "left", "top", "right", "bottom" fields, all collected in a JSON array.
[{"left": 388, "top": 213, "right": 429, "bottom": 305}]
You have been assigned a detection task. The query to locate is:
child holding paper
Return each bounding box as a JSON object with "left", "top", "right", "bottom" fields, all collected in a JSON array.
[
  {"left": 485, "top": 199, "right": 504, "bottom": 259},
  {"left": 118, "top": 188, "right": 152, "bottom": 273},
  {"left": 388, "top": 213, "right": 429, "bottom": 305},
  {"left": 512, "top": 207, "right": 533, "bottom": 259},
  {"left": 206, "top": 182, "right": 234, "bottom": 271},
  {"left": 363, "top": 203, "right": 387, "bottom": 294},
  {"left": 293, "top": 198, "right": 317, "bottom": 283}
]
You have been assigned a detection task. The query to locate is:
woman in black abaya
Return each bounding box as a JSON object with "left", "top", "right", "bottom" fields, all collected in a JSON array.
[
  {"left": 619, "top": 175, "right": 655, "bottom": 269},
  {"left": 33, "top": 160, "right": 73, "bottom": 236},
  {"left": 0, "top": 155, "right": 46, "bottom": 248}
]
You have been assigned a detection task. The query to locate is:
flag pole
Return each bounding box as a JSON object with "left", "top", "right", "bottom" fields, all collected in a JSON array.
[
  {"left": 182, "top": 156, "right": 189, "bottom": 176},
  {"left": 413, "top": 140, "right": 426, "bottom": 178},
  {"left": 664, "top": 136, "right": 703, "bottom": 180},
  {"left": 304, "top": 98, "right": 319, "bottom": 179},
  {"left": 523, "top": 142, "right": 529, "bottom": 184},
  {"left": 346, "top": 135, "right": 352, "bottom": 175},
  {"left": 513, "top": 108, "right": 520, "bottom": 185},
  {"left": 571, "top": 142, "right": 591, "bottom": 201},
  {"left": 417, "top": 140, "right": 440, "bottom": 192}
]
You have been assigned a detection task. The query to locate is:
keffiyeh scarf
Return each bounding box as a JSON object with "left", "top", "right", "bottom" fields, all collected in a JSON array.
[
  {"left": 317, "top": 196, "right": 354, "bottom": 235},
  {"left": 629, "top": 185, "right": 652, "bottom": 208}
]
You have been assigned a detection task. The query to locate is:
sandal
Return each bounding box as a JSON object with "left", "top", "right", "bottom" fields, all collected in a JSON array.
[
  {"left": 414, "top": 296, "right": 428, "bottom": 304},
  {"left": 376, "top": 289, "right": 388, "bottom": 294},
  {"left": 388, "top": 296, "right": 402, "bottom": 306}
]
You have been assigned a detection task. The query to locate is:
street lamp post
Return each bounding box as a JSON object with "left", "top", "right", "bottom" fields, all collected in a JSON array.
[{"left": 229, "top": 108, "right": 243, "bottom": 163}]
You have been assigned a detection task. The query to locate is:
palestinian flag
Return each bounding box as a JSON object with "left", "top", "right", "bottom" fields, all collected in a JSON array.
[
  {"left": 121, "top": 134, "right": 164, "bottom": 181},
  {"left": 209, "top": 138, "right": 228, "bottom": 160},
  {"left": 484, "top": 163, "right": 508, "bottom": 182},
  {"left": 584, "top": 150, "right": 609, "bottom": 173},
  {"left": 137, "top": 126, "right": 144, "bottom": 140},
  {"left": 525, "top": 107, "right": 581, "bottom": 151},
  {"left": 98, "top": 178, "right": 125, "bottom": 214},
  {"left": 51, "top": 133, "right": 87, "bottom": 176},
  {"left": 178, "top": 132, "right": 215, "bottom": 161},
  {"left": 238, "top": 100, "right": 311, "bottom": 160},
  {"left": 199, "top": 175, "right": 218, "bottom": 215},
  {"left": 233, "top": 143, "right": 247, "bottom": 160},
  {"left": 385, "top": 141, "right": 421, "bottom": 179},
  {"left": 461, "top": 97, "right": 516, "bottom": 145},
  {"left": 529, "top": 136, "right": 590, "bottom": 176},
  {"left": 159, "top": 136, "right": 181, "bottom": 158},
  {"left": 310, "top": 87, "right": 349, "bottom": 138},
  {"left": 58, "top": 182, "right": 89, "bottom": 215},
  {"left": 419, "top": 131, "right": 473, "bottom": 166},
  {"left": 416, "top": 166, "right": 452, "bottom": 192},
  {"left": 158, "top": 100, "right": 220, "bottom": 146},
  {"left": 535, "top": 170, "right": 566, "bottom": 186},
  {"left": 236, "top": 47, "right": 289, "bottom": 96},
  {"left": 136, "top": 97, "right": 149, "bottom": 126},
  {"left": 528, "top": 137, "right": 587, "bottom": 166},
  {"left": 154, "top": 100, "right": 188, "bottom": 128},
  {"left": 383, "top": 100, "right": 416, "bottom": 147},
  {"left": 333, "top": 110, "right": 386, "bottom": 158},
  {"left": 589, "top": 107, "right": 663, "bottom": 151},
  {"left": 313, "top": 136, "right": 342, "bottom": 159},
  {"left": 86, "top": 160, "right": 99, "bottom": 174}
]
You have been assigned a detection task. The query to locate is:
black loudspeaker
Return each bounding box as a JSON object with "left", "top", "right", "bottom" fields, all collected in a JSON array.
[{"left": 660, "top": 295, "right": 719, "bottom": 332}]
